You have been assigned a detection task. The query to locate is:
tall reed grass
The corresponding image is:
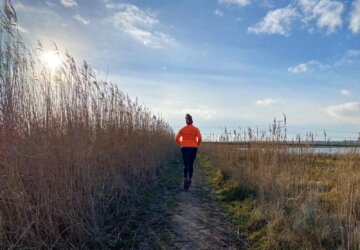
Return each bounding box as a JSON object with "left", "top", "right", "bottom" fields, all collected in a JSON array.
[
  {"left": 202, "top": 118, "right": 360, "bottom": 249},
  {"left": 0, "top": 1, "right": 176, "bottom": 248}
]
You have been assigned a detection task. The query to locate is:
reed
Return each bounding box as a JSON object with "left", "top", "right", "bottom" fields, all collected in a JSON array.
[
  {"left": 202, "top": 118, "right": 360, "bottom": 249},
  {"left": 0, "top": 1, "right": 176, "bottom": 248}
]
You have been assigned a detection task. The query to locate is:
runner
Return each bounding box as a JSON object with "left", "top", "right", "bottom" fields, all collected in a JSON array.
[{"left": 176, "top": 114, "right": 202, "bottom": 190}]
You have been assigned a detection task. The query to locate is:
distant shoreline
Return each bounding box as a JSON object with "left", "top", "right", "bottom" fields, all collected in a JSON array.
[{"left": 203, "top": 141, "right": 360, "bottom": 147}]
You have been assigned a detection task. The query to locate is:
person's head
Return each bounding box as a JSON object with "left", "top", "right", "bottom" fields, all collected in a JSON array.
[{"left": 185, "top": 114, "right": 193, "bottom": 125}]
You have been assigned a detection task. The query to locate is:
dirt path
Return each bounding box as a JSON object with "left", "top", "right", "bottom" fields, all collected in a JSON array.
[{"left": 135, "top": 160, "right": 242, "bottom": 249}]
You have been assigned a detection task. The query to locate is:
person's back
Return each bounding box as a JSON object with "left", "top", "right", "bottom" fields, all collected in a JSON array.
[
  {"left": 176, "top": 114, "right": 202, "bottom": 190},
  {"left": 176, "top": 124, "right": 201, "bottom": 148}
]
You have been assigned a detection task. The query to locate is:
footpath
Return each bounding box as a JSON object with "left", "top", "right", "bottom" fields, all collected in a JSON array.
[{"left": 133, "top": 157, "right": 243, "bottom": 249}]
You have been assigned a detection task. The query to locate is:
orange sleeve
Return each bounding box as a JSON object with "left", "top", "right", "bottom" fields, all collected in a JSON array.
[
  {"left": 176, "top": 129, "right": 183, "bottom": 146},
  {"left": 196, "top": 128, "right": 202, "bottom": 146}
]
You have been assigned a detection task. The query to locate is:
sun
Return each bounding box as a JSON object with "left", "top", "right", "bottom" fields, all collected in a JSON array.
[{"left": 43, "top": 51, "right": 62, "bottom": 70}]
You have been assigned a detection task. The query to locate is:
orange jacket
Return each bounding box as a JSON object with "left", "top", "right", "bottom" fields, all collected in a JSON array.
[{"left": 176, "top": 124, "right": 202, "bottom": 147}]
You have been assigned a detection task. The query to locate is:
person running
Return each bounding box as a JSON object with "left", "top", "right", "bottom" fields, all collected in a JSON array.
[{"left": 176, "top": 114, "right": 202, "bottom": 190}]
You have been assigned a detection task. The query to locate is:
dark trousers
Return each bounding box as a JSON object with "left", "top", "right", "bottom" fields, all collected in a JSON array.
[{"left": 181, "top": 147, "right": 198, "bottom": 179}]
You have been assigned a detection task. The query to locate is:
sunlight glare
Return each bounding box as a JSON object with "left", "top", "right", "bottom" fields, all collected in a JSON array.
[{"left": 43, "top": 51, "right": 62, "bottom": 70}]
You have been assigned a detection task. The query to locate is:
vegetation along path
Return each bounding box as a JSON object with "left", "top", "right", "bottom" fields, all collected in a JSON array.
[{"left": 134, "top": 157, "right": 243, "bottom": 249}]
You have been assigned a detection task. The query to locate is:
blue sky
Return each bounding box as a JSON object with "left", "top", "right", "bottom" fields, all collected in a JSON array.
[{"left": 13, "top": 0, "right": 360, "bottom": 140}]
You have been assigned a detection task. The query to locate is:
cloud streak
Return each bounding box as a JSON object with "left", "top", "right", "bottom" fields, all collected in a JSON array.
[
  {"left": 289, "top": 50, "right": 360, "bottom": 73},
  {"left": 336, "top": 50, "right": 360, "bottom": 66},
  {"left": 182, "top": 105, "right": 217, "bottom": 120},
  {"left": 288, "top": 63, "right": 308, "bottom": 73},
  {"left": 248, "top": 6, "right": 298, "bottom": 35},
  {"left": 249, "top": 0, "right": 346, "bottom": 36},
  {"left": 350, "top": 0, "right": 360, "bottom": 34},
  {"left": 299, "top": 0, "right": 344, "bottom": 34},
  {"left": 218, "top": 0, "right": 251, "bottom": 7},
  {"left": 288, "top": 60, "right": 325, "bottom": 73},
  {"left": 256, "top": 98, "right": 277, "bottom": 106},
  {"left": 326, "top": 102, "right": 360, "bottom": 122},
  {"left": 60, "top": 0, "right": 77, "bottom": 8},
  {"left": 73, "top": 14, "right": 90, "bottom": 25},
  {"left": 106, "top": 3, "right": 174, "bottom": 49}
]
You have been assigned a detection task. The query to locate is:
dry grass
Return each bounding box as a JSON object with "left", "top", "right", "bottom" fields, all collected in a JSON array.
[
  {"left": 0, "top": 1, "right": 176, "bottom": 248},
  {"left": 202, "top": 118, "right": 360, "bottom": 249}
]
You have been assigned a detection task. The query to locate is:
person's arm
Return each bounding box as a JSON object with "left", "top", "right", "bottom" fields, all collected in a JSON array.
[
  {"left": 196, "top": 128, "right": 202, "bottom": 146},
  {"left": 176, "top": 129, "right": 183, "bottom": 146}
]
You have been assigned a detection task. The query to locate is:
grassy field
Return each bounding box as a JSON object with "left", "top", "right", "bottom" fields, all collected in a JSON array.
[
  {"left": 0, "top": 2, "right": 177, "bottom": 248},
  {"left": 200, "top": 140, "right": 360, "bottom": 249}
]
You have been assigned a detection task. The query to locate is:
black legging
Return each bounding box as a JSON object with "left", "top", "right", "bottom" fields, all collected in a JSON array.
[{"left": 181, "top": 147, "right": 198, "bottom": 179}]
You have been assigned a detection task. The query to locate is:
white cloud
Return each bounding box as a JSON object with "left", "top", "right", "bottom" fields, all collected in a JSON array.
[
  {"left": 256, "top": 98, "right": 277, "bottom": 106},
  {"left": 289, "top": 50, "right": 360, "bottom": 74},
  {"left": 182, "top": 105, "right": 217, "bottom": 120},
  {"left": 350, "top": 0, "right": 360, "bottom": 34},
  {"left": 288, "top": 63, "right": 308, "bottom": 73},
  {"left": 326, "top": 102, "right": 360, "bottom": 122},
  {"left": 299, "top": 0, "right": 344, "bottom": 34},
  {"left": 60, "top": 0, "right": 77, "bottom": 8},
  {"left": 248, "top": 6, "right": 298, "bottom": 36},
  {"left": 248, "top": 0, "right": 348, "bottom": 36},
  {"left": 288, "top": 60, "right": 325, "bottom": 73},
  {"left": 214, "top": 9, "right": 224, "bottom": 17},
  {"left": 106, "top": 3, "right": 174, "bottom": 49},
  {"left": 340, "top": 89, "right": 351, "bottom": 96},
  {"left": 218, "top": 0, "right": 251, "bottom": 7},
  {"left": 73, "top": 14, "right": 90, "bottom": 25}
]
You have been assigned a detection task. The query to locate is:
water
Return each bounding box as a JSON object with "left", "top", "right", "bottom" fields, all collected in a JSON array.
[
  {"left": 237, "top": 146, "right": 360, "bottom": 155},
  {"left": 289, "top": 147, "right": 359, "bottom": 155}
]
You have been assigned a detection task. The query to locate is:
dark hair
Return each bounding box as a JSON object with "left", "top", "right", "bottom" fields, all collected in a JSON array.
[{"left": 185, "top": 114, "right": 193, "bottom": 125}]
